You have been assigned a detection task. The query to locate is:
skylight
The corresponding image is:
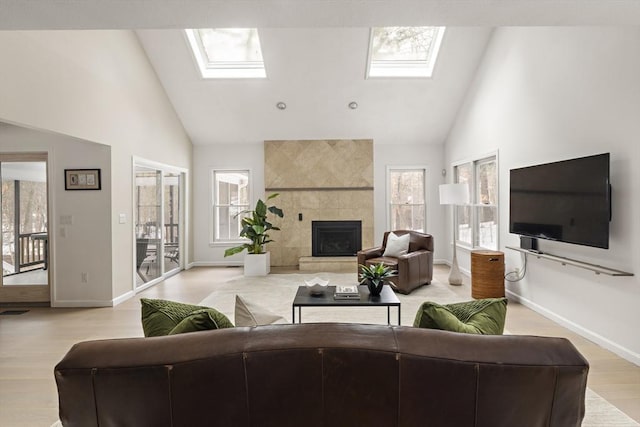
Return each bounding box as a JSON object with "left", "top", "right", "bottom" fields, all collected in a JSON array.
[
  {"left": 367, "top": 27, "right": 445, "bottom": 78},
  {"left": 185, "top": 28, "right": 266, "bottom": 79}
]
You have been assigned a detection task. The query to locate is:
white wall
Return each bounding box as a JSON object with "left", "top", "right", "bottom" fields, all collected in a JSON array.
[
  {"left": 193, "top": 142, "right": 447, "bottom": 265},
  {"left": 192, "top": 143, "right": 265, "bottom": 265},
  {"left": 445, "top": 27, "right": 640, "bottom": 364},
  {"left": 0, "top": 123, "right": 113, "bottom": 303},
  {"left": 374, "top": 143, "right": 446, "bottom": 260},
  {"left": 0, "top": 31, "right": 193, "bottom": 305}
]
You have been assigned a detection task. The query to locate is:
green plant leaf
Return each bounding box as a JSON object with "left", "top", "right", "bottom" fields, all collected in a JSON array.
[
  {"left": 224, "top": 245, "right": 248, "bottom": 257},
  {"left": 268, "top": 206, "right": 284, "bottom": 217},
  {"left": 255, "top": 199, "right": 267, "bottom": 217}
]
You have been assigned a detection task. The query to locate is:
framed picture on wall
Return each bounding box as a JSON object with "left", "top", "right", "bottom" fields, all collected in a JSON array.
[{"left": 65, "top": 169, "right": 101, "bottom": 190}]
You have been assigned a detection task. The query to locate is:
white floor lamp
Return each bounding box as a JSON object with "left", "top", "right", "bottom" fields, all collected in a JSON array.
[{"left": 439, "top": 183, "right": 470, "bottom": 286}]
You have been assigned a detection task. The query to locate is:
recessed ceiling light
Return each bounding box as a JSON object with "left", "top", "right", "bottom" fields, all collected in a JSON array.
[
  {"left": 276, "top": 102, "right": 287, "bottom": 110},
  {"left": 348, "top": 101, "right": 358, "bottom": 110}
]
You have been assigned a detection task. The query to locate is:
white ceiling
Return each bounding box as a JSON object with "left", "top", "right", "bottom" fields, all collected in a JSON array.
[
  {"left": 2, "top": 0, "right": 638, "bottom": 146},
  {"left": 2, "top": 0, "right": 640, "bottom": 29},
  {"left": 137, "top": 27, "right": 492, "bottom": 145}
]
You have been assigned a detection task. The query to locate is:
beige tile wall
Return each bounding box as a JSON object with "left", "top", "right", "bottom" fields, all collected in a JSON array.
[{"left": 265, "top": 139, "right": 374, "bottom": 267}]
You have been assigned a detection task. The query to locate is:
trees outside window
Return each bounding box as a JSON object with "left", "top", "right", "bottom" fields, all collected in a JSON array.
[
  {"left": 212, "top": 170, "right": 250, "bottom": 242},
  {"left": 454, "top": 155, "right": 498, "bottom": 250},
  {"left": 388, "top": 168, "right": 426, "bottom": 232}
]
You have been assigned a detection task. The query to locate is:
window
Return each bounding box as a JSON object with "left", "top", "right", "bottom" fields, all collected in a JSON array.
[
  {"left": 185, "top": 28, "right": 266, "bottom": 78},
  {"left": 454, "top": 155, "right": 498, "bottom": 250},
  {"left": 388, "top": 168, "right": 426, "bottom": 231},
  {"left": 212, "top": 170, "right": 250, "bottom": 242},
  {"left": 367, "top": 26, "right": 445, "bottom": 78}
]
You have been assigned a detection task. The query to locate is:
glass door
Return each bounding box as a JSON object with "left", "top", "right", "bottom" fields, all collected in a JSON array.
[
  {"left": 134, "top": 166, "right": 162, "bottom": 287},
  {"left": 0, "top": 154, "right": 50, "bottom": 303},
  {"left": 134, "top": 161, "right": 184, "bottom": 289},
  {"left": 163, "top": 172, "right": 180, "bottom": 274}
]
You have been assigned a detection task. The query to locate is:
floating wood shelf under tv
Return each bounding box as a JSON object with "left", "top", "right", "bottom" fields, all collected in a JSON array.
[{"left": 505, "top": 246, "right": 634, "bottom": 277}]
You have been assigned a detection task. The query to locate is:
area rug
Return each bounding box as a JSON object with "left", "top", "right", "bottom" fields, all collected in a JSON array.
[
  {"left": 198, "top": 271, "right": 465, "bottom": 325},
  {"left": 197, "top": 271, "right": 640, "bottom": 427}
]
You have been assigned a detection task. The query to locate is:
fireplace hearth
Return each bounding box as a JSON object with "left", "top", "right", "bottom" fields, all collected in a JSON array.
[{"left": 312, "top": 220, "right": 362, "bottom": 257}]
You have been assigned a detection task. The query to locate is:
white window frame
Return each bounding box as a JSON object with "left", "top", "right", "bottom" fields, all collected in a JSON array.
[
  {"left": 366, "top": 26, "right": 446, "bottom": 79},
  {"left": 210, "top": 169, "right": 251, "bottom": 245},
  {"left": 386, "top": 165, "right": 428, "bottom": 232},
  {"left": 185, "top": 29, "right": 267, "bottom": 79},
  {"left": 452, "top": 152, "right": 499, "bottom": 250}
]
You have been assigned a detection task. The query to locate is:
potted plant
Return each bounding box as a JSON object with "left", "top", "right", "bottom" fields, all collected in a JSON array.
[
  {"left": 358, "top": 263, "right": 397, "bottom": 296},
  {"left": 224, "top": 193, "right": 284, "bottom": 276}
]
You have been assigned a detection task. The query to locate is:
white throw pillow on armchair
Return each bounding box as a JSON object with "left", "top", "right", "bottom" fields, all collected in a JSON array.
[{"left": 382, "top": 232, "right": 410, "bottom": 257}]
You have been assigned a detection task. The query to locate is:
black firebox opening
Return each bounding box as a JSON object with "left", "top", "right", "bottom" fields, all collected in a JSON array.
[{"left": 312, "top": 220, "right": 362, "bottom": 257}]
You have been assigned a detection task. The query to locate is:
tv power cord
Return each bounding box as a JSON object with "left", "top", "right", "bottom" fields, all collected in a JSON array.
[{"left": 505, "top": 251, "right": 528, "bottom": 282}]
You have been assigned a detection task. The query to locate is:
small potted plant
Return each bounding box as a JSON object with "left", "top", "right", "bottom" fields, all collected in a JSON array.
[
  {"left": 224, "top": 193, "right": 284, "bottom": 276},
  {"left": 358, "top": 263, "right": 397, "bottom": 296}
]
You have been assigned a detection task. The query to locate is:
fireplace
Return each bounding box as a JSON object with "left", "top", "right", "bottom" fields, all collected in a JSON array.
[{"left": 312, "top": 220, "right": 362, "bottom": 257}]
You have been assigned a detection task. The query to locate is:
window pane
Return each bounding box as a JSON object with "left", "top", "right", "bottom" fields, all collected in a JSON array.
[
  {"left": 455, "top": 163, "right": 472, "bottom": 186},
  {"left": 477, "top": 160, "right": 497, "bottom": 205},
  {"left": 371, "top": 27, "right": 441, "bottom": 62},
  {"left": 197, "top": 28, "right": 263, "bottom": 63},
  {"left": 135, "top": 167, "right": 162, "bottom": 285},
  {"left": 215, "top": 171, "right": 249, "bottom": 205},
  {"left": 213, "top": 170, "right": 249, "bottom": 241},
  {"left": 216, "top": 206, "right": 249, "bottom": 240},
  {"left": 457, "top": 205, "right": 472, "bottom": 245},
  {"left": 389, "top": 168, "right": 426, "bottom": 232},
  {"left": 454, "top": 157, "right": 498, "bottom": 249},
  {"left": 163, "top": 172, "right": 180, "bottom": 272},
  {"left": 368, "top": 27, "right": 445, "bottom": 77},
  {"left": 477, "top": 206, "right": 498, "bottom": 250},
  {"left": 390, "top": 204, "right": 425, "bottom": 232},
  {"left": 390, "top": 169, "right": 424, "bottom": 204}
]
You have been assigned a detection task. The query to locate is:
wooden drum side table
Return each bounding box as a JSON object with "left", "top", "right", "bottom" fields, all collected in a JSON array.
[{"left": 471, "top": 250, "right": 505, "bottom": 299}]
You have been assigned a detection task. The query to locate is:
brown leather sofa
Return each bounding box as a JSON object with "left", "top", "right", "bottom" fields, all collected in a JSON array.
[
  {"left": 55, "top": 323, "right": 588, "bottom": 427},
  {"left": 358, "top": 230, "right": 434, "bottom": 294}
]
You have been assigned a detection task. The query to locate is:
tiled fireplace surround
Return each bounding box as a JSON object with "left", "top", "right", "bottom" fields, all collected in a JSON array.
[{"left": 265, "top": 139, "right": 374, "bottom": 268}]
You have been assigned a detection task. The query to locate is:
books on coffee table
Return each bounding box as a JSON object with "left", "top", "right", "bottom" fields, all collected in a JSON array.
[{"left": 334, "top": 285, "right": 360, "bottom": 300}]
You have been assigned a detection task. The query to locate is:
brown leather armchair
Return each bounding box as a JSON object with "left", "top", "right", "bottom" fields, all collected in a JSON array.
[{"left": 357, "top": 230, "right": 434, "bottom": 294}]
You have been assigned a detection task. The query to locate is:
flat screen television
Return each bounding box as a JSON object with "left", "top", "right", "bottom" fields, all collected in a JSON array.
[{"left": 509, "top": 153, "right": 611, "bottom": 249}]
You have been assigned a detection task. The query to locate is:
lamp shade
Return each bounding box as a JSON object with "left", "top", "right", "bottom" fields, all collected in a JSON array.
[{"left": 439, "top": 183, "right": 469, "bottom": 205}]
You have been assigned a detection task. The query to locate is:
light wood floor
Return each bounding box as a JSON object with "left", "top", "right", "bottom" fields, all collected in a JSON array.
[{"left": 1, "top": 265, "right": 639, "bottom": 426}]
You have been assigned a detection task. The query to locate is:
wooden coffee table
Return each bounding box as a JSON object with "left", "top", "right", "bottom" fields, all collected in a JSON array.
[{"left": 291, "top": 285, "right": 401, "bottom": 325}]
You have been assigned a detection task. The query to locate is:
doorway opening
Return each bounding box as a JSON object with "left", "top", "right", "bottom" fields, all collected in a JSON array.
[{"left": 1, "top": 153, "right": 50, "bottom": 304}]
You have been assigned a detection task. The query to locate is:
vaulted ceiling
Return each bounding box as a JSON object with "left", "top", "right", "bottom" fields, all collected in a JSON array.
[
  {"left": 136, "top": 27, "right": 492, "bottom": 145},
  {"left": 1, "top": 0, "right": 638, "bottom": 146}
]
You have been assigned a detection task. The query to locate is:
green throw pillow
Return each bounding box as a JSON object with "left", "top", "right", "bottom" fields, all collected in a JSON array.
[
  {"left": 141, "top": 298, "right": 233, "bottom": 337},
  {"left": 413, "top": 298, "right": 507, "bottom": 335},
  {"left": 168, "top": 308, "right": 234, "bottom": 335}
]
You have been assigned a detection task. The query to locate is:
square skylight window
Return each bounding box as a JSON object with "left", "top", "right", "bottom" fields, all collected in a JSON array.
[
  {"left": 185, "top": 28, "right": 266, "bottom": 79},
  {"left": 367, "top": 27, "right": 445, "bottom": 78}
]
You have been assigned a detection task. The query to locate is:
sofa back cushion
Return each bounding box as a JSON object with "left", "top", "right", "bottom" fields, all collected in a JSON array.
[{"left": 55, "top": 324, "right": 588, "bottom": 427}]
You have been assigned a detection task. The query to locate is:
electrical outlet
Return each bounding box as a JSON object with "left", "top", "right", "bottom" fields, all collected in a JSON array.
[{"left": 81, "top": 272, "right": 88, "bottom": 283}]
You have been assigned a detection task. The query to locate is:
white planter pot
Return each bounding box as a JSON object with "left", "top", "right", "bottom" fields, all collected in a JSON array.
[{"left": 244, "top": 252, "right": 271, "bottom": 276}]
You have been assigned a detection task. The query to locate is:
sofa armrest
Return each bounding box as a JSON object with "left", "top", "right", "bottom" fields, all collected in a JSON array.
[
  {"left": 397, "top": 249, "right": 431, "bottom": 261},
  {"left": 357, "top": 246, "right": 384, "bottom": 265}
]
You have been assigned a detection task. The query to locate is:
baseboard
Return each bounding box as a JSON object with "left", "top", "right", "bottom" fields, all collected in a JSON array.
[
  {"left": 191, "top": 261, "right": 243, "bottom": 267},
  {"left": 51, "top": 300, "right": 114, "bottom": 308},
  {"left": 506, "top": 289, "right": 640, "bottom": 367},
  {"left": 112, "top": 290, "right": 134, "bottom": 306}
]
